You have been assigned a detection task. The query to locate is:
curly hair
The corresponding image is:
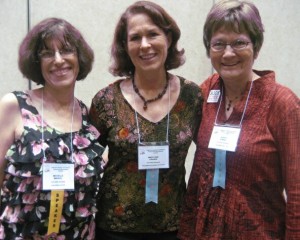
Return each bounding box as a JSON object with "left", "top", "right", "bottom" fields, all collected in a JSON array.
[{"left": 18, "top": 17, "right": 94, "bottom": 85}]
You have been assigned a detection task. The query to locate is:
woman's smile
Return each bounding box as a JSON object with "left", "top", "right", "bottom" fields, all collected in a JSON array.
[
  {"left": 139, "top": 53, "right": 156, "bottom": 61},
  {"left": 50, "top": 66, "right": 72, "bottom": 77}
]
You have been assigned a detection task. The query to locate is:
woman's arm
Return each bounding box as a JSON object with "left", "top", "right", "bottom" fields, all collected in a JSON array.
[
  {"left": 0, "top": 93, "right": 22, "bottom": 189},
  {"left": 268, "top": 87, "right": 300, "bottom": 239}
]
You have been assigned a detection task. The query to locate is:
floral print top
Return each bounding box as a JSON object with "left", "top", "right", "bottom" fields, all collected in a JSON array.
[
  {"left": 0, "top": 91, "right": 105, "bottom": 240},
  {"left": 89, "top": 76, "right": 202, "bottom": 233}
]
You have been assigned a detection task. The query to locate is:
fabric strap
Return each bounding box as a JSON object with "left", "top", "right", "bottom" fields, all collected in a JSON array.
[
  {"left": 47, "top": 190, "right": 64, "bottom": 234},
  {"left": 145, "top": 169, "right": 159, "bottom": 203},
  {"left": 213, "top": 149, "right": 226, "bottom": 189}
]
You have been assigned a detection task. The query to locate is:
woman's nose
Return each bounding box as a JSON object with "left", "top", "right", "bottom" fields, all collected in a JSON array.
[
  {"left": 222, "top": 45, "right": 236, "bottom": 56},
  {"left": 140, "top": 37, "right": 151, "bottom": 48},
  {"left": 53, "top": 51, "right": 65, "bottom": 63}
]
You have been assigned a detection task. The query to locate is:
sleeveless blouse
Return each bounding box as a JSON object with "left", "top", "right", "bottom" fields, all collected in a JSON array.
[{"left": 0, "top": 91, "right": 105, "bottom": 239}]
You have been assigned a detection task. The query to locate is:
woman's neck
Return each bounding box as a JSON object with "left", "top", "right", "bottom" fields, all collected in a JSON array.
[
  {"left": 133, "top": 69, "right": 167, "bottom": 90},
  {"left": 223, "top": 71, "right": 259, "bottom": 99},
  {"left": 42, "top": 85, "right": 75, "bottom": 108}
]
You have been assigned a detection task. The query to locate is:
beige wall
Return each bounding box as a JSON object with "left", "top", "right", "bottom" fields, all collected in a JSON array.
[{"left": 1, "top": 0, "right": 299, "bottom": 181}]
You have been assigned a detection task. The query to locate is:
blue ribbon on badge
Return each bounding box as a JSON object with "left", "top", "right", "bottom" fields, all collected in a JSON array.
[
  {"left": 145, "top": 169, "right": 159, "bottom": 204},
  {"left": 213, "top": 149, "right": 226, "bottom": 189}
]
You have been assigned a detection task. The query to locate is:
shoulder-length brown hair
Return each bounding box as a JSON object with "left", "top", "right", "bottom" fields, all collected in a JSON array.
[
  {"left": 203, "top": 0, "right": 264, "bottom": 57},
  {"left": 18, "top": 17, "right": 94, "bottom": 85},
  {"left": 109, "top": 0, "right": 185, "bottom": 77}
]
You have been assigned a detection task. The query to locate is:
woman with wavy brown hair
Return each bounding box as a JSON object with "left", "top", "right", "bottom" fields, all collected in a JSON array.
[{"left": 89, "top": 1, "right": 202, "bottom": 239}]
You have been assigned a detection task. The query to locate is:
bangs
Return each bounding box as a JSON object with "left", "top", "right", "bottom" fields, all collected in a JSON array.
[
  {"left": 39, "top": 25, "right": 75, "bottom": 51},
  {"left": 212, "top": 14, "right": 248, "bottom": 35}
]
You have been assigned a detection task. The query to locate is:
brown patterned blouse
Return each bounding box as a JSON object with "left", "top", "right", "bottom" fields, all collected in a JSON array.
[
  {"left": 89, "top": 76, "right": 202, "bottom": 233},
  {"left": 178, "top": 70, "right": 300, "bottom": 240}
]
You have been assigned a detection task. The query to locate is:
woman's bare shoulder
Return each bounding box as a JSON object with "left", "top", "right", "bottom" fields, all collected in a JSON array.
[
  {"left": 0, "top": 92, "right": 22, "bottom": 149},
  {"left": 0, "top": 93, "right": 19, "bottom": 114}
]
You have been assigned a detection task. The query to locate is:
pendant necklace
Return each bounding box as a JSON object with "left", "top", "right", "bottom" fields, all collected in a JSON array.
[
  {"left": 226, "top": 95, "right": 240, "bottom": 111},
  {"left": 132, "top": 73, "right": 169, "bottom": 110}
]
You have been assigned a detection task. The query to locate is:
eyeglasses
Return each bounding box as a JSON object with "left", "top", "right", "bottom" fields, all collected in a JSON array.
[
  {"left": 210, "top": 40, "right": 251, "bottom": 52},
  {"left": 38, "top": 48, "right": 76, "bottom": 60}
]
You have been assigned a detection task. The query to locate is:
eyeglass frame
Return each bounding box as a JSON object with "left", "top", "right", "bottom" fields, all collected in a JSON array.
[
  {"left": 209, "top": 39, "right": 251, "bottom": 52},
  {"left": 38, "top": 47, "right": 77, "bottom": 60}
]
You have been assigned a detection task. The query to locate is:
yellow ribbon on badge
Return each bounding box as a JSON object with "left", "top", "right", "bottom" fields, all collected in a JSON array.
[{"left": 47, "top": 190, "right": 64, "bottom": 235}]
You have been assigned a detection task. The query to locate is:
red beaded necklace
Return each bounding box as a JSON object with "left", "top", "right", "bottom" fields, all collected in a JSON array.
[{"left": 132, "top": 74, "right": 169, "bottom": 110}]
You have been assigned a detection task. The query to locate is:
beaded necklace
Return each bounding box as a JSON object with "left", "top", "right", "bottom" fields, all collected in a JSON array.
[{"left": 132, "top": 73, "right": 169, "bottom": 110}]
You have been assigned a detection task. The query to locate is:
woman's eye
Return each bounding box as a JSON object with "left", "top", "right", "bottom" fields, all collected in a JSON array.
[
  {"left": 129, "top": 35, "right": 140, "bottom": 41},
  {"left": 149, "top": 32, "right": 159, "bottom": 37},
  {"left": 62, "top": 48, "right": 75, "bottom": 54},
  {"left": 234, "top": 40, "right": 246, "bottom": 46},
  {"left": 212, "top": 42, "right": 224, "bottom": 47},
  {"left": 39, "top": 50, "right": 54, "bottom": 59},
  {"left": 232, "top": 40, "right": 248, "bottom": 49}
]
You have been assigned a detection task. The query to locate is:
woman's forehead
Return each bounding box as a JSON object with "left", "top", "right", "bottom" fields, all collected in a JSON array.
[
  {"left": 212, "top": 22, "right": 249, "bottom": 37},
  {"left": 41, "top": 35, "right": 71, "bottom": 49}
]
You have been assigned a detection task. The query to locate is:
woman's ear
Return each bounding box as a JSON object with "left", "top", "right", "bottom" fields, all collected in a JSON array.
[
  {"left": 167, "top": 32, "right": 172, "bottom": 48},
  {"left": 254, "top": 51, "right": 259, "bottom": 60}
]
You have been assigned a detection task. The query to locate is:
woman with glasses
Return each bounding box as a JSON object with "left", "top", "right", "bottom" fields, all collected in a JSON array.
[
  {"left": 179, "top": 0, "right": 300, "bottom": 239},
  {"left": 89, "top": 1, "right": 202, "bottom": 239},
  {"left": 0, "top": 18, "right": 105, "bottom": 239}
]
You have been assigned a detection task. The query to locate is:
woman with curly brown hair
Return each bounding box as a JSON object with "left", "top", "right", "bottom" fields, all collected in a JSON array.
[{"left": 0, "top": 18, "right": 105, "bottom": 239}]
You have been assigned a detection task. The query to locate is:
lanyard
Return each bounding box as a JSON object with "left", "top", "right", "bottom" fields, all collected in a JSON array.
[
  {"left": 214, "top": 79, "right": 253, "bottom": 128},
  {"left": 132, "top": 77, "right": 171, "bottom": 204},
  {"left": 134, "top": 79, "right": 171, "bottom": 144},
  {"left": 210, "top": 79, "right": 253, "bottom": 189},
  {"left": 41, "top": 89, "right": 75, "bottom": 162},
  {"left": 41, "top": 89, "right": 76, "bottom": 235}
]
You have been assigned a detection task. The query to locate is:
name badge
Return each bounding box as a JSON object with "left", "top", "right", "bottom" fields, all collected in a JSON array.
[
  {"left": 208, "top": 125, "right": 241, "bottom": 152},
  {"left": 138, "top": 142, "right": 169, "bottom": 170},
  {"left": 43, "top": 163, "right": 75, "bottom": 190},
  {"left": 207, "top": 90, "right": 220, "bottom": 103}
]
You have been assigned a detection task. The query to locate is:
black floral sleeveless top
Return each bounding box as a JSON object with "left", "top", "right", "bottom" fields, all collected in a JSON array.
[{"left": 0, "top": 91, "right": 105, "bottom": 239}]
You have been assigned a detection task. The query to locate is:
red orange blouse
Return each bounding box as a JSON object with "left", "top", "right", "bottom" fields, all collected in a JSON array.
[{"left": 178, "top": 70, "right": 300, "bottom": 239}]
